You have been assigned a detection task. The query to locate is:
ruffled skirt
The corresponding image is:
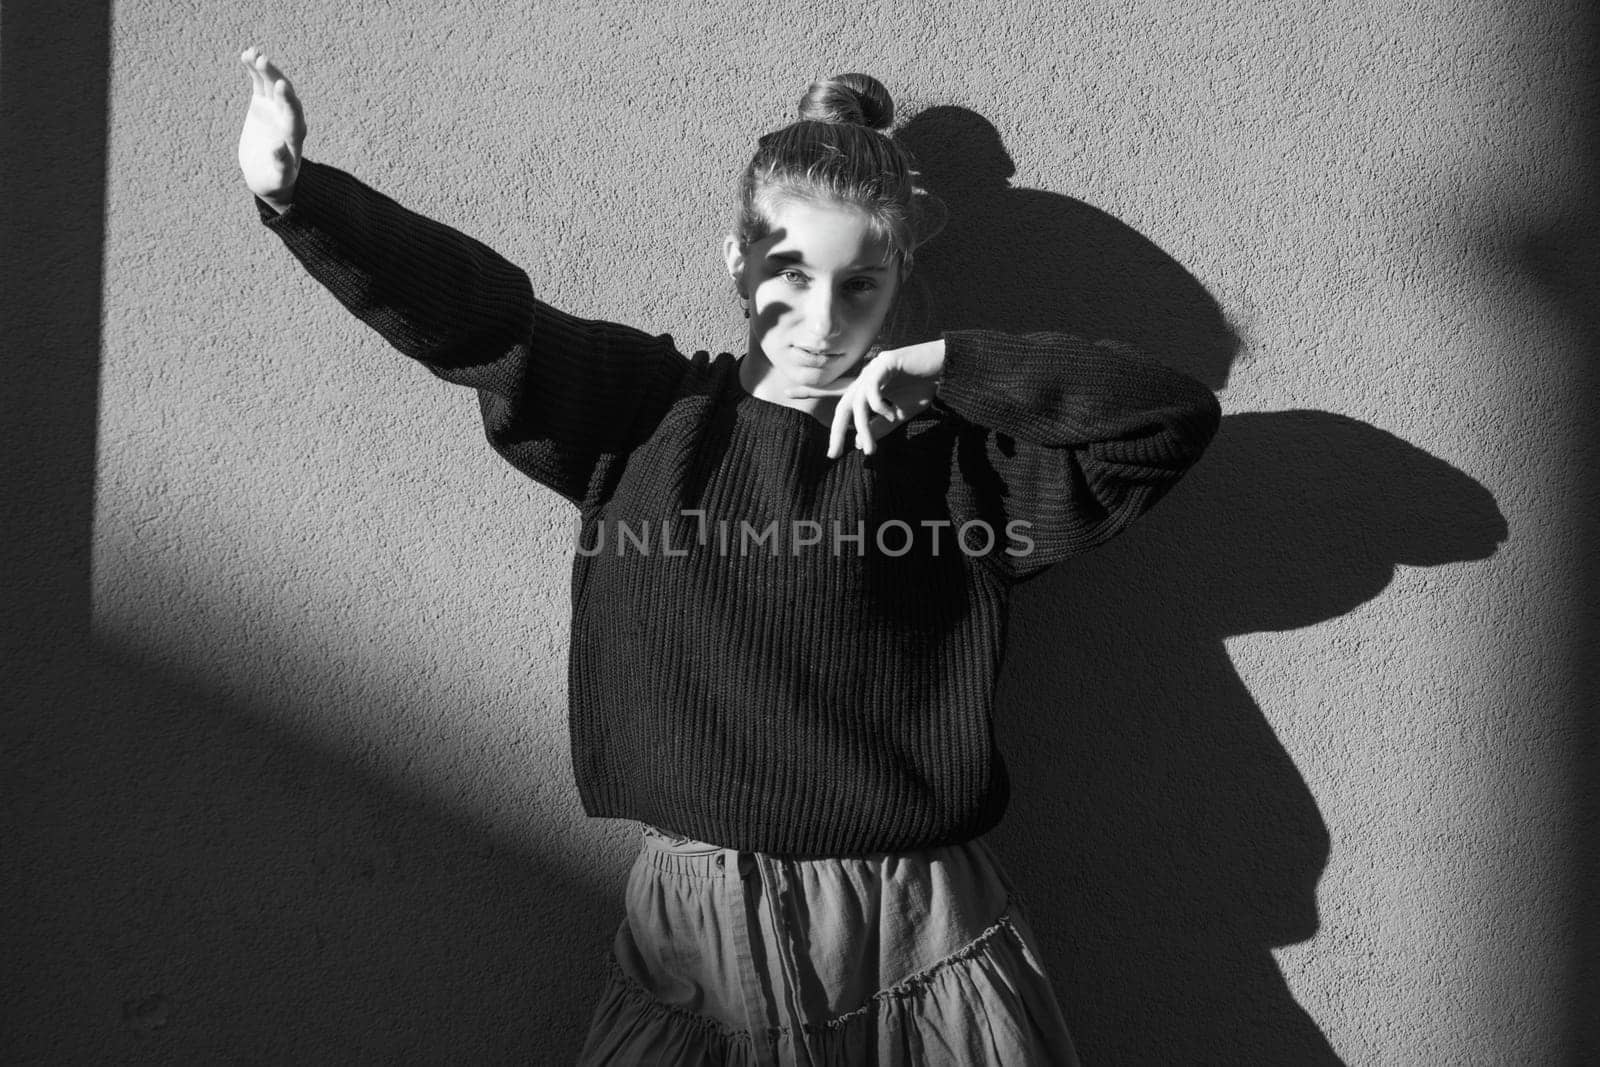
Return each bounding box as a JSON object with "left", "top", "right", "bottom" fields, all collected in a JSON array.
[{"left": 578, "top": 825, "right": 1079, "bottom": 1066}]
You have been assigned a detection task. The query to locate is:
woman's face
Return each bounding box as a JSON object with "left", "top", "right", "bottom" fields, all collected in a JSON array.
[{"left": 725, "top": 198, "right": 900, "bottom": 392}]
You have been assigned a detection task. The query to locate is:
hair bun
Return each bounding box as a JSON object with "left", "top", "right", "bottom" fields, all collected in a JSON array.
[{"left": 798, "top": 73, "right": 895, "bottom": 131}]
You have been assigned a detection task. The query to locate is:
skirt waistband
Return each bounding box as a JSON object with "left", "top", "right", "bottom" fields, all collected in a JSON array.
[
  {"left": 634, "top": 822, "right": 1019, "bottom": 898},
  {"left": 638, "top": 824, "right": 737, "bottom": 878}
]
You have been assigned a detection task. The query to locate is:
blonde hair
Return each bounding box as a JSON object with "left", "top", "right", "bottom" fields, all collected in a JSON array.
[{"left": 735, "top": 74, "right": 945, "bottom": 276}]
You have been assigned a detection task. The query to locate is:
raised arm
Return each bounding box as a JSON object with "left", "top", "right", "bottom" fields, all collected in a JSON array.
[
  {"left": 933, "top": 330, "right": 1221, "bottom": 582},
  {"left": 236, "top": 48, "right": 688, "bottom": 511}
]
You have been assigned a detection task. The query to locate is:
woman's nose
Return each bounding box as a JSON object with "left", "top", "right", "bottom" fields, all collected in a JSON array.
[{"left": 803, "top": 287, "right": 841, "bottom": 341}]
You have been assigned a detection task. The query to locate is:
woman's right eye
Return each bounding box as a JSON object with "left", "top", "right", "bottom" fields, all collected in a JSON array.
[{"left": 779, "top": 269, "right": 808, "bottom": 287}]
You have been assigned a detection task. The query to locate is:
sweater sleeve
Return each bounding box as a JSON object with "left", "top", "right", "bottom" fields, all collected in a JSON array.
[
  {"left": 256, "top": 158, "right": 688, "bottom": 511},
  {"left": 933, "top": 329, "right": 1221, "bottom": 582}
]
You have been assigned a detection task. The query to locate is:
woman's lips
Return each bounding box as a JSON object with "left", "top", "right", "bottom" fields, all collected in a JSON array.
[{"left": 794, "top": 346, "right": 844, "bottom": 360}]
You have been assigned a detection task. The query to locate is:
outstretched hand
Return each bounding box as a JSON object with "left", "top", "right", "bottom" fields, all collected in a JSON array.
[
  {"left": 237, "top": 46, "right": 306, "bottom": 213},
  {"left": 786, "top": 340, "right": 947, "bottom": 459}
]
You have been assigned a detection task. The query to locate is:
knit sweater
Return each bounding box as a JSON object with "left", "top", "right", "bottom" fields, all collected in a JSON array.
[{"left": 258, "top": 159, "right": 1221, "bottom": 857}]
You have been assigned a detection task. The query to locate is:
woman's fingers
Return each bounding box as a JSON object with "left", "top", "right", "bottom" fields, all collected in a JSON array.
[
  {"left": 826, "top": 392, "right": 877, "bottom": 457},
  {"left": 854, "top": 394, "right": 876, "bottom": 454},
  {"left": 857, "top": 367, "right": 915, "bottom": 452},
  {"left": 250, "top": 49, "right": 277, "bottom": 96},
  {"left": 241, "top": 47, "right": 267, "bottom": 95},
  {"left": 241, "top": 48, "right": 299, "bottom": 112},
  {"left": 275, "top": 77, "right": 307, "bottom": 132},
  {"left": 828, "top": 398, "right": 852, "bottom": 458},
  {"left": 809, "top": 363, "right": 920, "bottom": 457},
  {"left": 256, "top": 54, "right": 295, "bottom": 111},
  {"left": 240, "top": 49, "right": 305, "bottom": 143},
  {"left": 828, "top": 389, "right": 872, "bottom": 457},
  {"left": 795, "top": 388, "right": 888, "bottom": 423},
  {"left": 789, "top": 360, "right": 926, "bottom": 457},
  {"left": 865, "top": 379, "right": 897, "bottom": 423},
  {"left": 253, "top": 51, "right": 280, "bottom": 86}
]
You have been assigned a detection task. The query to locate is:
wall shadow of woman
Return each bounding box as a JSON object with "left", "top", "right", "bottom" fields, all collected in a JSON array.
[{"left": 897, "top": 106, "right": 1508, "bottom": 1064}]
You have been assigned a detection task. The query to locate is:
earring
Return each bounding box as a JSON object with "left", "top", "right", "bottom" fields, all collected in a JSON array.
[{"left": 737, "top": 291, "right": 749, "bottom": 319}]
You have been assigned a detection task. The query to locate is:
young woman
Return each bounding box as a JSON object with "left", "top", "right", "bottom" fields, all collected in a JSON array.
[{"left": 237, "top": 47, "right": 1220, "bottom": 1065}]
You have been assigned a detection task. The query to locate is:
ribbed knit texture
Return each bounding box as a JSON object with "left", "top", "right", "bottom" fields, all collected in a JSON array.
[{"left": 258, "top": 160, "right": 1222, "bottom": 857}]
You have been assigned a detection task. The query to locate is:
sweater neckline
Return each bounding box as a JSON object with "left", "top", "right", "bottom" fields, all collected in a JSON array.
[{"left": 730, "top": 356, "right": 834, "bottom": 435}]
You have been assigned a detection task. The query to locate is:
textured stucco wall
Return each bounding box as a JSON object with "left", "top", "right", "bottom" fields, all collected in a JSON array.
[{"left": 4, "top": 0, "right": 1594, "bottom": 1061}]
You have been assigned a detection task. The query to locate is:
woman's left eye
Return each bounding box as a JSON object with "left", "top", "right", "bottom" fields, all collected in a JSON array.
[{"left": 845, "top": 278, "right": 878, "bottom": 294}]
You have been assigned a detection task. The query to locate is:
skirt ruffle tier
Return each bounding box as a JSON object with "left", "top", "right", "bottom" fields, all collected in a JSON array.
[{"left": 578, "top": 826, "right": 1079, "bottom": 1066}]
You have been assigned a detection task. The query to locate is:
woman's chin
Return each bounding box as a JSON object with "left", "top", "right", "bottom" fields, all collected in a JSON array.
[{"left": 784, "top": 356, "right": 861, "bottom": 384}]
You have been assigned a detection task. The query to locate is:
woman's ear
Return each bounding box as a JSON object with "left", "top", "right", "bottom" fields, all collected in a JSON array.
[{"left": 722, "top": 235, "right": 748, "bottom": 296}]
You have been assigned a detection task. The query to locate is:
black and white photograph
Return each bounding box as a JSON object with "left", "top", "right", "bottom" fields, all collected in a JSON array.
[{"left": 3, "top": 0, "right": 1593, "bottom": 1062}]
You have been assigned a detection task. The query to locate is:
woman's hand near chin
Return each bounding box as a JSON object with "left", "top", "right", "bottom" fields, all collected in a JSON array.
[{"left": 785, "top": 340, "right": 946, "bottom": 458}]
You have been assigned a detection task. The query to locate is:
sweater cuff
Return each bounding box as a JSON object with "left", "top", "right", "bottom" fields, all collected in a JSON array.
[
  {"left": 253, "top": 158, "right": 399, "bottom": 294},
  {"left": 254, "top": 157, "right": 334, "bottom": 234}
]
